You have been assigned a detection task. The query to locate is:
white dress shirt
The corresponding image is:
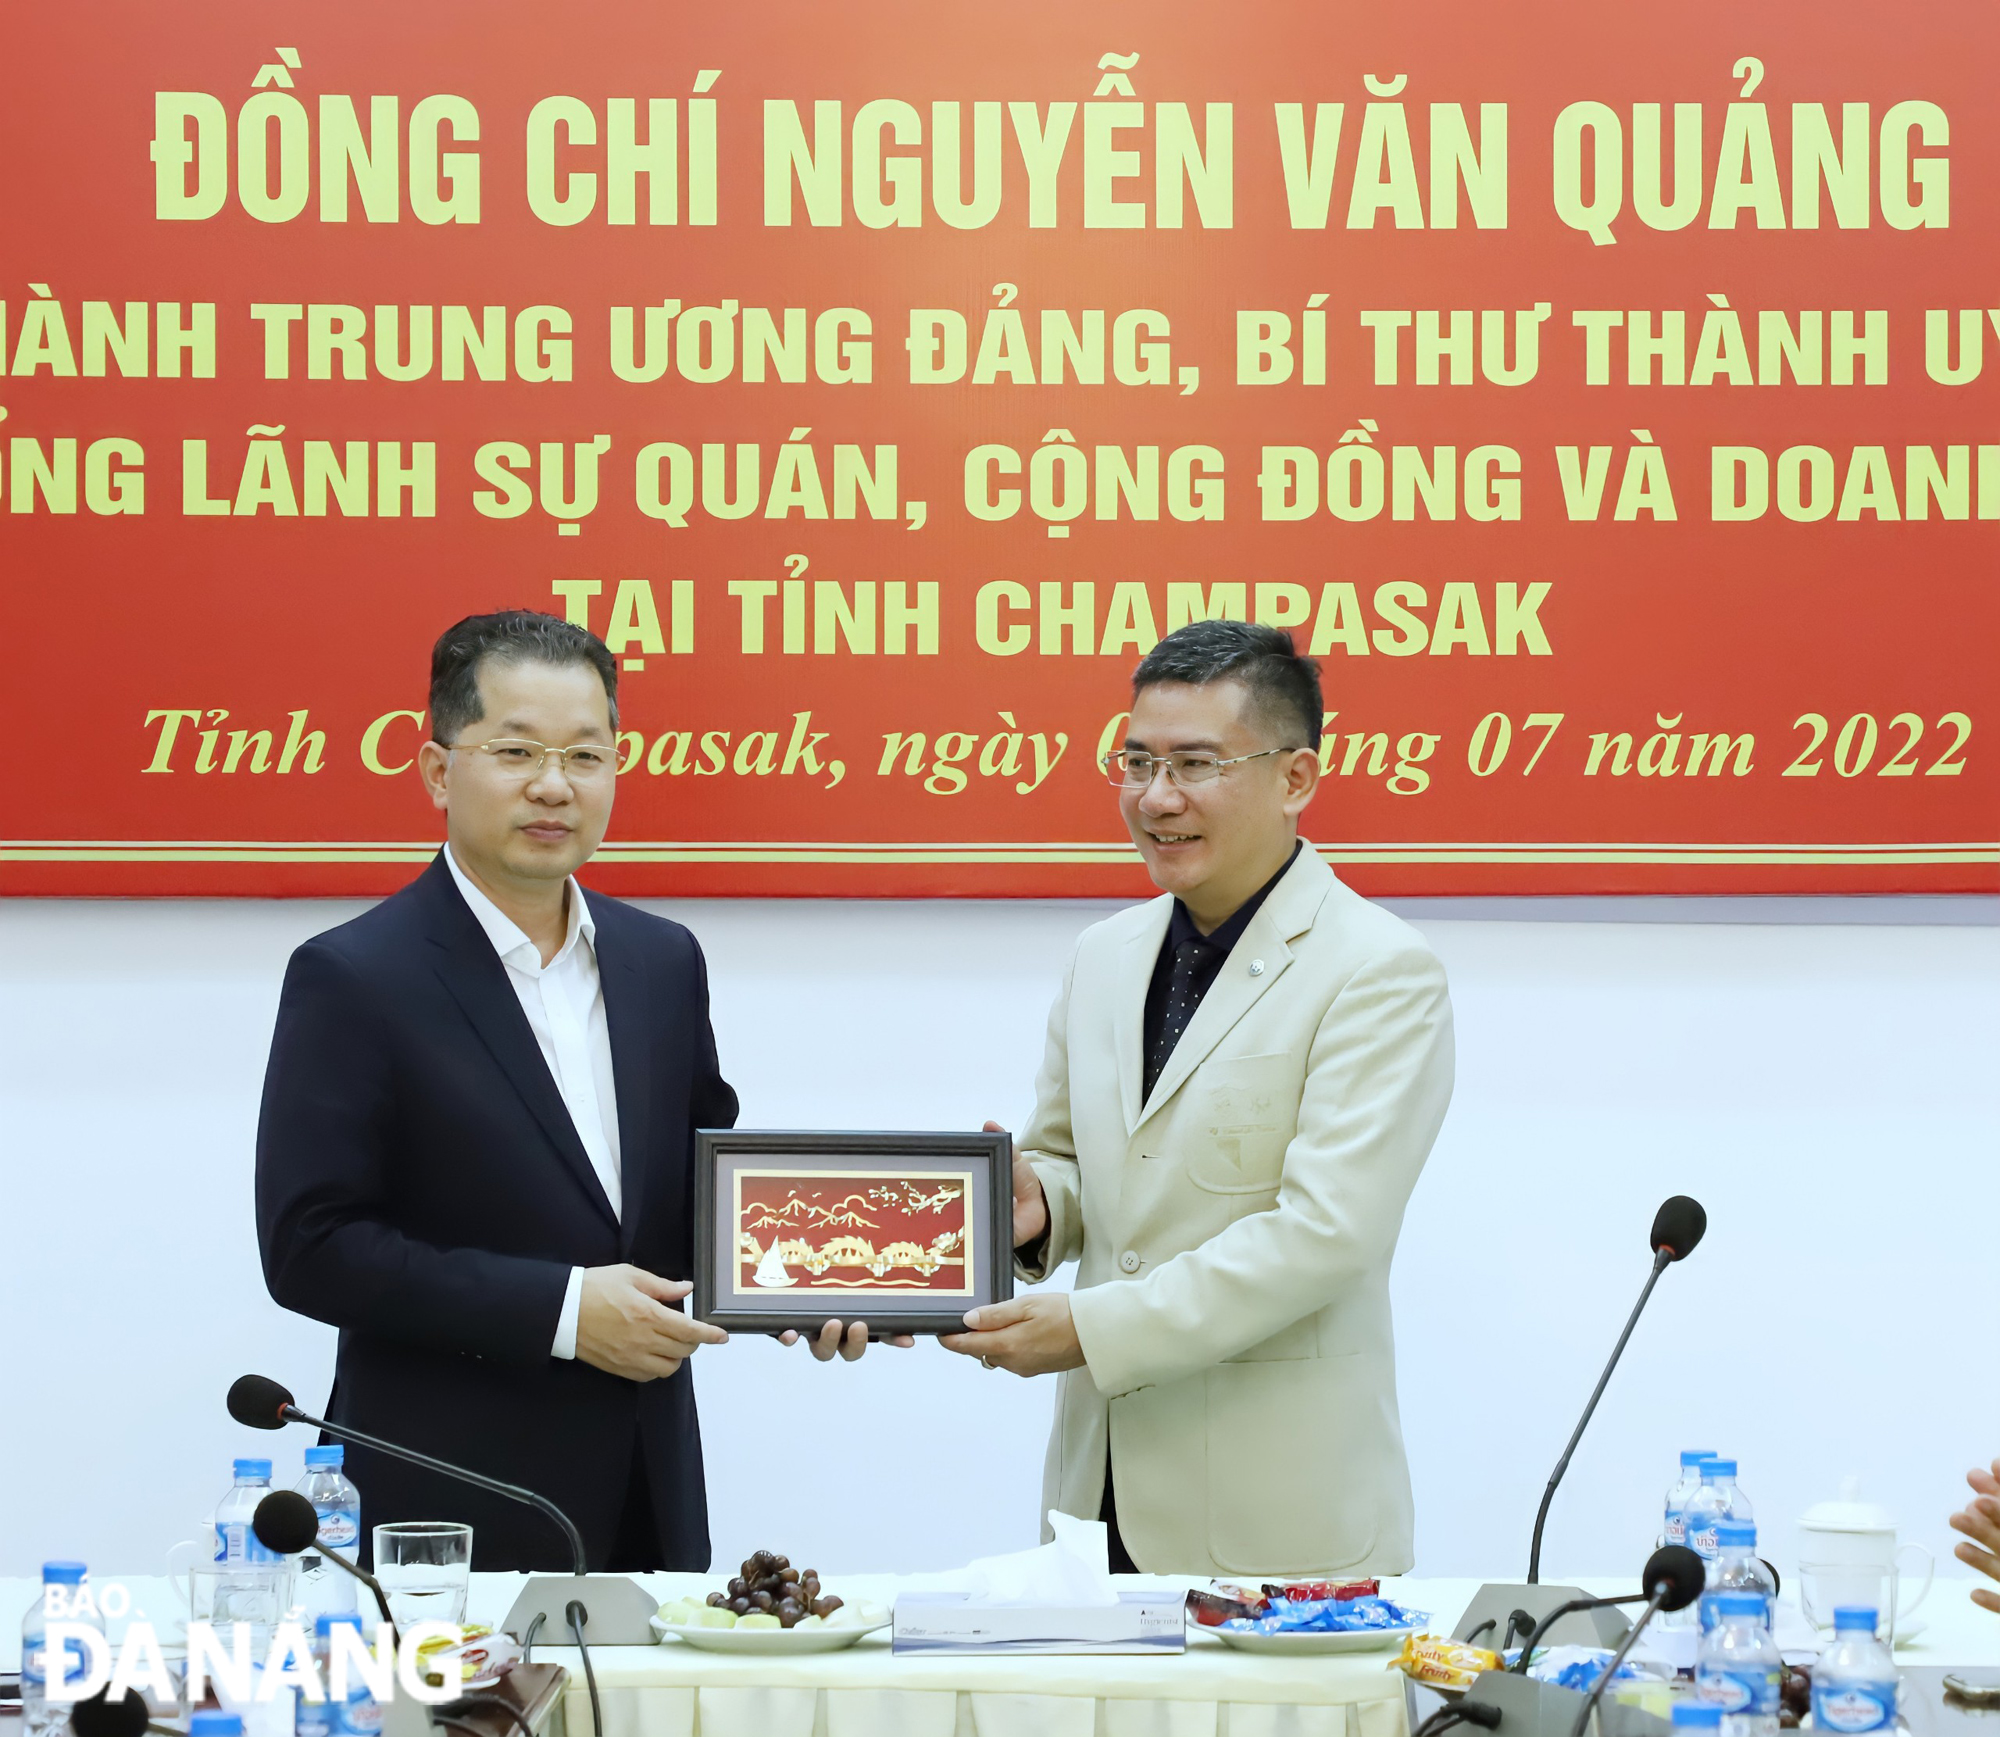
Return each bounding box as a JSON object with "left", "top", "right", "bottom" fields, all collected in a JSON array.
[{"left": 445, "top": 847, "right": 620, "bottom": 1360}]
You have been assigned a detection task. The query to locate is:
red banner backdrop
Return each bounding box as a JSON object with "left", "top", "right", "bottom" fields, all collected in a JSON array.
[{"left": 1, "top": 0, "right": 1994, "bottom": 896}]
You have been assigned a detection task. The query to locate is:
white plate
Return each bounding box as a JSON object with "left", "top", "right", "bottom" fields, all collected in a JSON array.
[
  {"left": 1201, "top": 1621, "right": 1418, "bottom": 1656},
  {"left": 652, "top": 1602, "right": 889, "bottom": 1654}
]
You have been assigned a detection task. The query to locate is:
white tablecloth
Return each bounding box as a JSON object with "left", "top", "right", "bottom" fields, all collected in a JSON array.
[{"left": 6, "top": 1571, "right": 1995, "bottom": 1737}]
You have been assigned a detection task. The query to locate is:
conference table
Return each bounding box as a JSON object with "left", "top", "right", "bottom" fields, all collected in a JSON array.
[{"left": 4, "top": 1573, "right": 1996, "bottom": 1737}]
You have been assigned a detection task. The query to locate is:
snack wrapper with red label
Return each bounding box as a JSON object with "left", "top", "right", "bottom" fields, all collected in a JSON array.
[
  {"left": 1396, "top": 1632, "right": 1502, "bottom": 1689},
  {"left": 416, "top": 1627, "right": 522, "bottom": 1689},
  {"left": 1262, "top": 1578, "right": 1380, "bottom": 1603},
  {"left": 1186, "top": 1585, "right": 1269, "bottom": 1627}
]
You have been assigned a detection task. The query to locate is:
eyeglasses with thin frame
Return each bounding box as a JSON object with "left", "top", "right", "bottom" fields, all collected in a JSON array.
[
  {"left": 446, "top": 737, "right": 619, "bottom": 781},
  {"left": 1101, "top": 746, "right": 1301, "bottom": 788}
]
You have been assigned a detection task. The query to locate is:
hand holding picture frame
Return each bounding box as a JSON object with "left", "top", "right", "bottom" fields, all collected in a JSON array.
[{"left": 692, "top": 1129, "right": 1015, "bottom": 1336}]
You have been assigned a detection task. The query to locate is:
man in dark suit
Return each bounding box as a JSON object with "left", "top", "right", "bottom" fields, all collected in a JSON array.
[{"left": 256, "top": 610, "right": 884, "bottom": 1572}]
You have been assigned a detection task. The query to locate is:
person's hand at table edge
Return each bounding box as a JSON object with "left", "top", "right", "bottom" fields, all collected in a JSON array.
[
  {"left": 988, "top": 1118, "right": 1048, "bottom": 1249},
  {"left": 941, "top": 1293, "right": 1084, "bottom": 1377},
  {"left": 1949, "top": 1456, "right": 2000, "bottom": 1614},
  {"left": 779, "top": 1319, "right": 916, "bottom": 1359},
  {"left": 577, "top": 1265, "right": 726, "bottom": 1382}
]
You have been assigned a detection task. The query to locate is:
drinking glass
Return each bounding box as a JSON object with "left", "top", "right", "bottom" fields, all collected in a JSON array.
[{"left": 373, "top": 1522, "right": 473, "bottom": 1627}]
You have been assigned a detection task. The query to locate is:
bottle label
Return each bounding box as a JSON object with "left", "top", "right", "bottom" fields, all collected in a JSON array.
[
  {"left": 1699, "top": 1665, "right": 1780, "bottom": 1714},
  {"left": 1665, "top": 1507, "right": 1687, "bottom": 1546},
  {"left": 1814, "top": 1686, "right": 1897, "bottom": 1733},
  {"left": 1700, "top": 1591, "right": 1774, "bottom": 1633},
  {"left": 218, "top": 1519, "right": 278, "bottom": 1564},
  {"left": 1691, "top": 1523, "right": 1720, "bottom": 1559},
  {"left": 316, "top": 1504, "right": 360, "bottom": 1550},
  {"left": 21, "top": 1629, "right": 94, "bottom": 1691},
  {"left": 335, "top": 1696, "right": 384, "bottom": 1737}
]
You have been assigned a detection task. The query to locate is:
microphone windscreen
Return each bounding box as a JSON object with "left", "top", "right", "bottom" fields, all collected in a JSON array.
[
  {"left": 69, "top": 1689, "right": 148, "bottom": 1737},
  {"left": 252, "top": 1489, "right": 322, "bottom": 1557},
  {"left": 227, "top": 1373, "right": 295, "bottom": 1430},
  {"left": 1650, "top": 1196, "right": 1707, "bottom": 1262},
  {"left": 1644, "top": 1543, "right": 1706, "bottom": 1612}
]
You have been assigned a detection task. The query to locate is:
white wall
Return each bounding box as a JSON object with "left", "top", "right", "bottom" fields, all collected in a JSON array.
[{"left": 1, "top": 894, "right": 1994, "bottom": 1593}]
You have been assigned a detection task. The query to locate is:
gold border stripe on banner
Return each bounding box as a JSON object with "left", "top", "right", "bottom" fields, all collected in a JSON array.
[{"left": 2, "top": 841, "right": 1996, "bottom": 867}]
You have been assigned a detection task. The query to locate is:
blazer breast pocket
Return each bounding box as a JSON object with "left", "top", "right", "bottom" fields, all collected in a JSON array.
[{"left": 1182, "top": 1052, "right": 1297, "bottom": 1195}]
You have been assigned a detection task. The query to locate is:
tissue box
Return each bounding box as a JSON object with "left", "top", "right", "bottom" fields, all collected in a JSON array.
[{"left": 892, "top": 1589, "right": 1187, "bottom": 1655}]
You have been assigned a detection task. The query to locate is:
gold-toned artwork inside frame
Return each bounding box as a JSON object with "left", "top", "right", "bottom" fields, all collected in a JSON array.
[{"left": 731, "top": 1168, "right": 977, "bottom": 1296}]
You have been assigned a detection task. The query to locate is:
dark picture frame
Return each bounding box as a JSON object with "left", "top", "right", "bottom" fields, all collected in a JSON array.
[{"left": 692, "top": 1129, "right": 1014, "bottom": 1335}]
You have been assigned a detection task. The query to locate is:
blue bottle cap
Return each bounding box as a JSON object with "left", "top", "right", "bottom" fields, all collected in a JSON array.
[
  {"left": 1832, "top": 1607, "right": 1879, "bottom": 1632},
  {"left": 41, "top": 1561, "right": 87, "bottom": 1585},
  {"left": 304, "top": 1446, "right": 345, "bottom": 1468},
  {"left": 190, "top": 1715, "right": 244, "bottom": 1737},
  {"left": 1716, "top": 1521, "right": 1757, "bottom": 1548},
  {"left": 1673, "top": 1707, "right": 1724, "bottom": 1729},
  {"left": 1713, "top": 1592, "right": 1765, "bottom": 1617},
  {"left": 1681, "top": 1449, "right": 1719, "bottom": 1467},
  {"left": 316, "top": 1612, "right": 366, "bottom": 1637},
  {"left": 233, "top": 1458, "right": 273, "bottom": 1479},
  {"left": 1703, "top": 1458, "right": 1738, "bottom": 1479}
]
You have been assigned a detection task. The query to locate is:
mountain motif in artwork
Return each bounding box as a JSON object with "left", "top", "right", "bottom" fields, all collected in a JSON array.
[{"left": 735, "top": 1171, "right": 974, "bottom": 1294}]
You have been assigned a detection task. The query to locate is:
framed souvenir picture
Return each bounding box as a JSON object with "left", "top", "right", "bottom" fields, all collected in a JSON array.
[{"left": 692, "top": 1129, "right": 1014, "bottom": 1335}]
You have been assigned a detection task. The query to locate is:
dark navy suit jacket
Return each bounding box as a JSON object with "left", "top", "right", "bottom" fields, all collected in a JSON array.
[{"left": 254, "top": 853, "right": 737, "bottom": 1570}]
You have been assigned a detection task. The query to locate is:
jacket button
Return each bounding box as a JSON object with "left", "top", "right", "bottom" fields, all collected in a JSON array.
[{"left": 1119, "top": 1250, "right": 1142, "bottom": 1273}]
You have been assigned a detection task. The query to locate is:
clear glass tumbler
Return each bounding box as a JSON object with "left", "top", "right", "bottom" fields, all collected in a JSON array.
[{"left": 373, "top": 1521, "right": 473, "bottom": 1627}]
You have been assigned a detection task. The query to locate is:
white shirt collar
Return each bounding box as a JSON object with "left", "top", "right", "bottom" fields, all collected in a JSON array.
[{"left": 444, "top": 845, "right": 594, "bottom": 973}]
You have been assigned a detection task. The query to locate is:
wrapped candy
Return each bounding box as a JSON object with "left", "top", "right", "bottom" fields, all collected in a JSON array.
[
  {"left": 1225, "top": 1595, "right": 1428, "bottom": 1635},
  {"left": 1395, "top": 1632, "right": 1503, "bottom": 1689}
]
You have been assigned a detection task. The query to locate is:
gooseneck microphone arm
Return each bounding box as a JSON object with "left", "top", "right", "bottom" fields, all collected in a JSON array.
[
  {"left": 1509, "top": 1590, "right": 1656, "bottom": 1671},
  {"left": 1567, "top": 1584, "right": 1672, "bottom": 1737},
  {"left": 252, "top": 1491, "right": 400, "bottom": 1642},
  {"left": 229, "top": 1375, "right": 587, "bottom": 1575},
  {"left": 1525, "top": 1196, "right": 1707, "bottom": 1585},
  {"left": 1565, "top": 1548, "right": 1704, "bottom": 1737},
  {"left": 1526, "top": 1252, "right": 1669, "bottom": 1585}
]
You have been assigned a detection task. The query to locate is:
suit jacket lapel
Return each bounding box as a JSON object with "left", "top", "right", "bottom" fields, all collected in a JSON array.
[
  {"left": 419, "top": 860, "right": 620, "bottom": 1232},
  {"left": 1135, "top": 849, "right": 1334, "bottom": 1132},
  {"left": 1114, "top": 897, "right": 1173, "bottom": 1136},
  {"left": 592, "top": 902, "right": 653, "bottom": 1256}
]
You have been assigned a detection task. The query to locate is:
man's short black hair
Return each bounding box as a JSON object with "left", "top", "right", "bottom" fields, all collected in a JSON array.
[
  {"left": 428, "top": 611, "right": 619, "bottom": 746},
  {"left": 1131, "top": 619, "right": 1324, "bottom": 748}
]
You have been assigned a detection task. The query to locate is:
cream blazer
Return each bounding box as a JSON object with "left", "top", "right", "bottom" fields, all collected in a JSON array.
[{"left": 1017, "top": 844, "right": 1454, "bottom": 1577}]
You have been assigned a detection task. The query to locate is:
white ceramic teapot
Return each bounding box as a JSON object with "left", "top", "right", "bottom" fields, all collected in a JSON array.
[{"left": 1796, "top": 1477, "right": 1934, "bottom": 1640}]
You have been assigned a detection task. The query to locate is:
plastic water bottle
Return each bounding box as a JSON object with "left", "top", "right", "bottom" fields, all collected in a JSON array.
[
  {"left": 297, "top": 1446, "right": 362, "bottom": 1618},
  {"left": 1696, "top": 1590, "right": 1782, "bottom": 1737},
  {"left": 1687, "top": 1457, "right": 1753, "bottom": 1561},
  {"left": 1700, "top": 1521, "right": 1779, "bottom": 1632},
  {"left": 1811, "top": 1606, "right": 1900, "bottom": 1733},
  {"left": 1666, "top": 1449, "right": 1718, "bottom": 1546},
  {"left": 21, "top": 1562, "right": 99, "bottom": 1737},
  {"left": 216, "top": 1457, "right": 280, "bottom": 1564},
  {"left": 1708, "top": 1458, "right": 1752, "bottom": 1522},
  {"left": 298, "top": 1613, "right": 382, "bottom": 1737}
]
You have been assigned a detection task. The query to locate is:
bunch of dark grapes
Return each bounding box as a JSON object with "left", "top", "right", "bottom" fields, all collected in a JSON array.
[{"left": 705, "top": 1550, "right": 845, "bottom": 1629}]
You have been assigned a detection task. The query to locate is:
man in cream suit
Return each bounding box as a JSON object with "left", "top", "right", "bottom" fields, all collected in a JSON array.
[{"left": 943, "top": 620, "right": 1454, "bottom": 1576}]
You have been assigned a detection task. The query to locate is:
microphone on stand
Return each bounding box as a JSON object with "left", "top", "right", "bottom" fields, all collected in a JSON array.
[
  {"left": 1526, "top": 1198, "right": 1706, "bottom": 1584},
  {"left": 226, "top": 1376, "right": 587, "bottom": 1575},
  {"left": 1448, "top": 1198, "right": 1706, "bottom": 1655},
  {"left": 252, "top": 1490, "right": 400, "bottom": 1641},
  {"left": 1451, "top": 1548, "right": 1704, "bottom": 1737},
  {"left": 229, "top": 1374, "right": 630, "bottom": 1737},
  {"left": 1566, "top": 1547, "right": 1705, "bottom": 1737}
]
